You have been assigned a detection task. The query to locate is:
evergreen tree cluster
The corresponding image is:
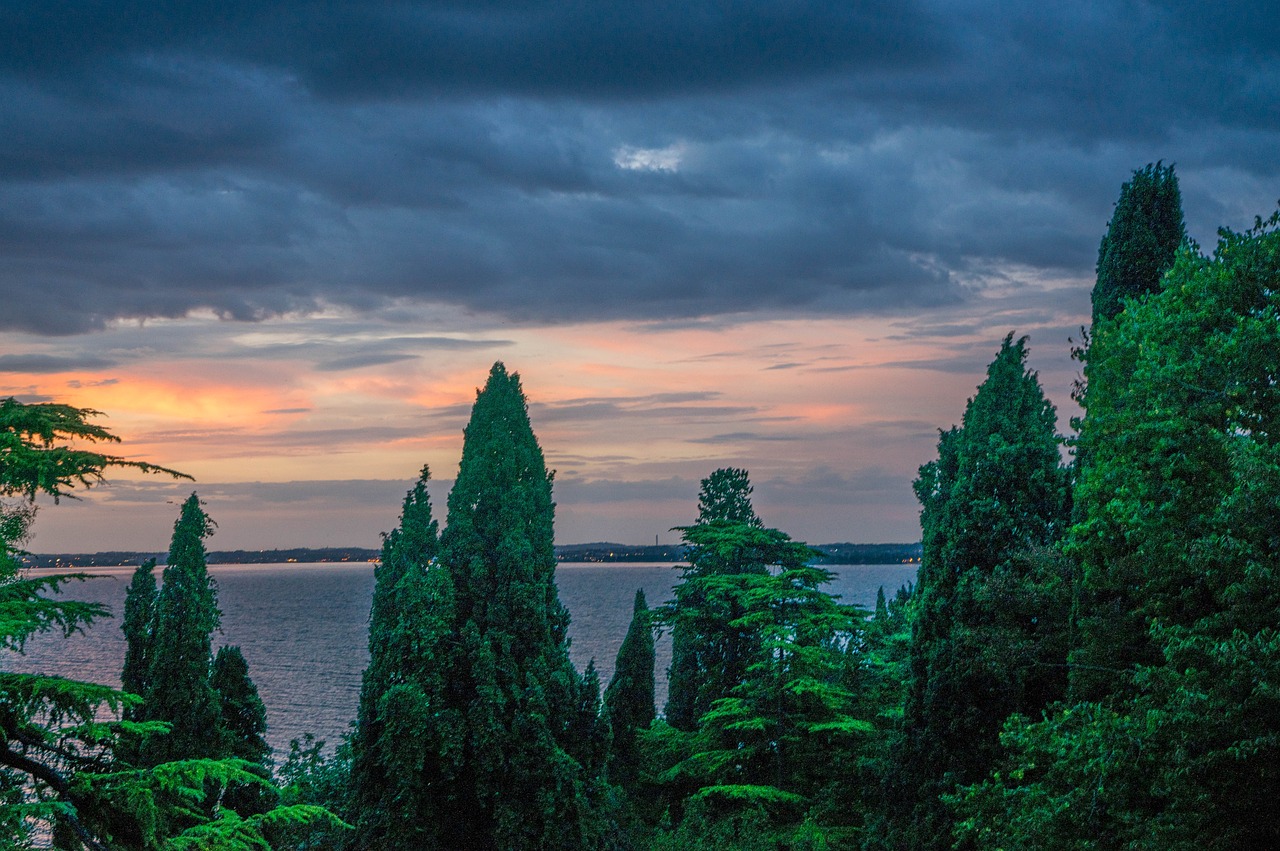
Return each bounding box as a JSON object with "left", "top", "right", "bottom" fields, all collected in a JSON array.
[
  {"left": 348, "top": 364, "right": 610, "bottom": 850},
  {"left": 1, "top": 403, "right": 337, "bottom": 848},
  {"left": 6, "top": 162, "right": 1279, "bottom": 850}
]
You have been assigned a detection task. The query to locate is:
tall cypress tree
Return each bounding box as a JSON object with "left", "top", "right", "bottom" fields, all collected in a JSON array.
[
  {"left": 349, "top": 466, "right": 449, "bottom": 849},
  {"left": 664, "top": 468, "right": 765, "bottom": 731},
  {"left": 120, "top": 558, "right": 157, "bottom": 721},
  {"left": 885, "top": 335, "right": 1070, "bottom": 850},
  {"left": 139, "top": 492, "right": 223, "bottom": 766},
  {"left": 362, "top": 363, "right": 609, "bottom": 849},
  {"left": 604, "top": 589, "right": 656, "bottom": 791},
  {"left": 1091, "top": 162, "right": 1185, "bottom": 325}
]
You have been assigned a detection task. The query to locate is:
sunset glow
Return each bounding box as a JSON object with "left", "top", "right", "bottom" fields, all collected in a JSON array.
[{"left": 2, "top": 3, "right": 1274, "bottom": 552}]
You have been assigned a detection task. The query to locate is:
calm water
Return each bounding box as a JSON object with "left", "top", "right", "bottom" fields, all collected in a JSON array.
[{"left": 7, "top": 561, "right": 916, "bottom": 756}]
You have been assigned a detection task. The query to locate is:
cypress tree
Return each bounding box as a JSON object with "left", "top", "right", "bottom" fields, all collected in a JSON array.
[
  {"left": 210, "top": 645, "right": 269, "bottom": 764},
  {"left": 120, "top": 558, "right": 157, "bottom": 721},
  {"left": 349, "top": 466, "right": 449, "bottom": 849},
  {"left": 140, "top": 492, "right": 223, "bottom": 766},
  {"left": 362, "top": 363, "right": 609, "bottom": 849},
  {"left": 210, "top": 644, "right": 273, "bottom": 816},
  {"left": 886, "top": 335, "right": 1070, "bottom": 850},
  {"left": 1091, "top": 162, "right": 1185, "bottom": 325},
  {"left": 604, "top": 589, "right": 656, "bottom": 790},
  {"left": 665, "top": 468, "right": 765, "bottom": 730}
]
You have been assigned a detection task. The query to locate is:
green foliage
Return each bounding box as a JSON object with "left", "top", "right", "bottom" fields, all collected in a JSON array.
[
  {"left": 270, "top": 734, "right": 354, "bottom": 850},
  {"left": 696, "top": 468, "right": 762, "bottom": 527},
  {"left": 973, "top": 211, "right": 1280, "bottom": 848},
  {"left": 209, "top": 645, "right": 273, "bottom": 816},
  {"left": 0, "top": 397, "right": 190, "bottom": 503},
  {"left": 352, "top": 364, "right": 611, "bottom": 849},
  {"left": 1072, "top": 213, "right": 1280, "bottom": 699},
  {"left": 121, "top": 559, "right": 158, "bottom": 721},
  {"left": 137, "top": 494, "right": 224, "bottom": 767},
  {"left": 348, "top": 466, "right": 451, "bottom": 849},
  {"left": 652, "top": 493, "right": 867, "bottom": 847},
  {"left": 665, "top": 470, "right": 770, "bottom": 731},
  {"left": 0, "top": 400, "right": 343, "bottom": 849},
  {"left": 882, "top": 334, "right": 1071, "bottom": 850},
  {"left": 604, "top": 589, "right": 656, "bottom": 793},
  {"left": 1092, "top": 162, "right": 1185, "bottom": 324}
]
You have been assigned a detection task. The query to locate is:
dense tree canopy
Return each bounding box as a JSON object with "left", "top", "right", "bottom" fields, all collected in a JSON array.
[
  {"left": 962, "top": 211, "right": 1280, "bottom": 850},
  {"left": 135, "top": 493, "right": 224, "bottom": 767},
  {"left": 665, "top": 469, "right": 768, "bottom": 731},
  {"left": 348, "top": 466, "right": 447, "bottom": 849},
  {"left": 5, "top": 171, "right": 1273, "bottom": 850}
]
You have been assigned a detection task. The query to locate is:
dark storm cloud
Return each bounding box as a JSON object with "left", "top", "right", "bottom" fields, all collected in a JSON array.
[
  {"left": 0, "top": 2, "right": 941, "bottom": 99},
  {"left": 1, "top": 1, "right": 1277, "bottom": 334},
  {"left": 0, "top": 353, "right": 116, "bottom": 373}
]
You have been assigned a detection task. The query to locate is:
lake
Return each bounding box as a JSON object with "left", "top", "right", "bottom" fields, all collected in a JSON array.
[{"left": 8, "top": 561, "right": 917, "bottom": 756}]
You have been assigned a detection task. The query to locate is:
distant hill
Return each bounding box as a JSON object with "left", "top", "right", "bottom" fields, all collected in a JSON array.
[
  {"left": 22, "top": 547, "right": 381, "bottom": 569},
  {"left": 554, "top": 542, "right": 688, "bottom": 563},
  {"left": 810, "top": 542, "right": 922, "bottom": 565},
  {"left": 553, "top": 541, "right": 922, "bottom": 565},
  {"left": 25, "top": 541, "right": 921, "bottom": 569}
]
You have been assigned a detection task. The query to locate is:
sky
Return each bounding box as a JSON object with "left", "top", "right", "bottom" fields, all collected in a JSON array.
[{"left": 3, "top": 1, "right": 1278, "bottom": 552}]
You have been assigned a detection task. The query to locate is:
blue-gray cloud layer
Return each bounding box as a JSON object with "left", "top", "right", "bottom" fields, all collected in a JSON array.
[{"left": 3, "top": 1, "right": 1276, "bottom": 333}]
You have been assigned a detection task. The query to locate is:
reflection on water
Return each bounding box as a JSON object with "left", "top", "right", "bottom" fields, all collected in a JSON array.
[{"left": 9, "top": 561, "right": 916, "bottom": 755}]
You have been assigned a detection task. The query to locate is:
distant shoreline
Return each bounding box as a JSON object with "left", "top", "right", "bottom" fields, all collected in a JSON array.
[{"left": 22, "top": 541, "right": 921, "bottom": 569}]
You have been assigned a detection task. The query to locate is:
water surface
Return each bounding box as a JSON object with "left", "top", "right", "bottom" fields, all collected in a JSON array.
[{"left": 9, "top": 561, "right": 917, "bottom": 755}]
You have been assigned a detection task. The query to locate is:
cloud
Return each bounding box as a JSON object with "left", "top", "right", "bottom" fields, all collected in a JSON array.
[
  {"left": 0, "top": 2, "right": 1276, "bottom": 335},
  {"left": 0, "top": 354, "right": 116, "bottom": 373},
  {"left": 315, "top": 352, "right": 420, "bottom": 372}
]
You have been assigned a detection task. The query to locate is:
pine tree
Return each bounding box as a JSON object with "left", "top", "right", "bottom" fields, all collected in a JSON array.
[
  {"left": 604, "top": 589, "right": 656, "bottom": 791},
  {"left": 665, "top": 468, "right": 766, "bottom": 730},
  {"left": 1091, "top": 162, "right": 1185, "bottom": 324},
  {"left": 120, "top": 558, "right": 157, "bottom": 721},
  {"left": 139, "top": 492, "right": 223, "bottom": 766},
  {"left": 885, "top": 335, "right": 1070, "bottom": 850},
  {"left": 651, "top": 512, "right": 867, "bottom": 846}
]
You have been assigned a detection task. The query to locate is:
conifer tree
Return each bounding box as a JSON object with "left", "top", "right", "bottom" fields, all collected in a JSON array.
[
  {"left": 210, "top": 644, "right": 274, "bottom": 816},
  {"left": 1091, "top": 161, "right": 1185, "bottom": 324},
  {"left": 210, "top": 645, "right": 269, "bottom": 764},
  {"left": 665, "top": 468, "right": 765, "bottom": 730},
  {"left": 358, "top": 363, "right": 610, "bottom": 850},
  {"left": 139, "top": 492, "right": 223, "bottom": 766},
  {"left": 120, "top": 558, "right": 157, "bottom": 721},
  {"left": 884, "top": 335, "right": 1070, "bottom": 850},
  {"left": 960, "top": 211, "right": 1280, "bottom": 850},
  {"left": 1, "top": 400, "right": 337, "bottom": 848},
  {"left": 604, "top": 589, "right": 656, "bottom": 791},
  {"left": 348, "top": 466, "right": 449, "bottom": 849},
  {"left": 651, "top": 505, "right": 867, "bottom": 846}
]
